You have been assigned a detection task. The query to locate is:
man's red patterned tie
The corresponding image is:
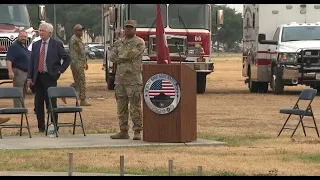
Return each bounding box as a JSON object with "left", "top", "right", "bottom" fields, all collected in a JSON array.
[{"left": 38, "top": 41, "right": 46, "bottom": 73}]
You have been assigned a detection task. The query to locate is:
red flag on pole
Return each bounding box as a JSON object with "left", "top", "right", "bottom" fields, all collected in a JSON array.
[{"left": 156, "top": 4, "right": 171, "bottom": 64}]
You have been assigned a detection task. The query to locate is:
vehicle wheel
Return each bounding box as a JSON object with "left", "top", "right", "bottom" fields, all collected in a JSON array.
[
  {"left": 259, "top": 82, "right": 269, "bottom": 93},
  {"left": 197, "top": 73, "right": 206, "bottom": 94},
  {"left": 248, "top": 69, "right": 259, "bottom": 93},
  {"left": 271, "top": 66, "right": 284, "bottom": 94},
  {"left": 107, "top": 75, "right": 115, "bottom": 90}
]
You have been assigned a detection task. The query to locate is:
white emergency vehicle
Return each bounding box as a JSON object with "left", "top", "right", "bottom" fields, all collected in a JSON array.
[{"left": 242, "top": 4, "right": 320, "bottom": 94}]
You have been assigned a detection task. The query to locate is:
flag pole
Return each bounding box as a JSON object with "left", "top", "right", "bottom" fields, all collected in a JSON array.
[{"left": 156, "top": 4, "right": 171, "bottom": 64}]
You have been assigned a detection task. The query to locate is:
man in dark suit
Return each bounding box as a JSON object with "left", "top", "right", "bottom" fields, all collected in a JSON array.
[{"left": 27, "top": 22, "right": 71, "bottom": 133}]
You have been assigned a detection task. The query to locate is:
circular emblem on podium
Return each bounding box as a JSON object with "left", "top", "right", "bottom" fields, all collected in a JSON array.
[{"left": 144, "top": 73, "right": 181, "bottom": 115}]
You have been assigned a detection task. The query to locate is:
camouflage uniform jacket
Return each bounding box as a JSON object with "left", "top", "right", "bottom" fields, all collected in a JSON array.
[
  {"left": 110, "top": 36, "right": 145, "bottom": 85},
  {"left": 69, "top": 35, "right": 86, "bottom": 68}
]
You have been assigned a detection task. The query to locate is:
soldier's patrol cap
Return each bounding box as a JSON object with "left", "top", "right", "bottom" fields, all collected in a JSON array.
[
  {"left": 124, "top": 20, "right": 137, "bottom": 28},
  {"left": 74, "top": 24, "right": 85, "bottom": 31}
]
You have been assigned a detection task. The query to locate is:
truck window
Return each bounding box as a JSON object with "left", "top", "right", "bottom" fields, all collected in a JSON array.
[
  {"left": 168, "top": 4, "right": 210, "bottom": 30},
  {"left": 0, "top": 4, "right": 31, "bottom": 27},
  {"left": 281, "top": 26, "right": 320, "bottom": 42},
  {"left": 128, "top": 4, "right": 167, "bottom": 28},
  {"left": 273, "top": 27, "right": 280, "bottom": 41}
]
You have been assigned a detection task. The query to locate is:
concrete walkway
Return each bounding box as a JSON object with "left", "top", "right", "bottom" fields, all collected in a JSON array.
[
  {"left": 0, "top": 171, "right": 142, "bottom": 176},
  {"left": 0, "top": 133, "right": 228, "bottom": 150}
]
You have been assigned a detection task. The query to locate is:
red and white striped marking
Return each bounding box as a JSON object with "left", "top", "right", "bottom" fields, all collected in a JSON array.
[
  {"left": 149, "top": 80, "right": 175, "bottom": 98},
  {"left": 257, "top": 51, "right": 278, "bottom": 65}
]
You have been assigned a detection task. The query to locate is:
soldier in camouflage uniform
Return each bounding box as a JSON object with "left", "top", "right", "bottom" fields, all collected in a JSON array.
[
  {"left": 109, "top": 20, "right": 145, "bottom": 140},
  {"left": 69, "top": 24, "right": 91, "bottom": 106}
]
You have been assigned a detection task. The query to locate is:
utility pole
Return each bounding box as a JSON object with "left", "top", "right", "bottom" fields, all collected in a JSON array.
[
  {"left": 217, "top": 26, "right": 221, "bottom": 56},
  {"left": 53, "top": 4, "right": 57, "bottom": 39}
]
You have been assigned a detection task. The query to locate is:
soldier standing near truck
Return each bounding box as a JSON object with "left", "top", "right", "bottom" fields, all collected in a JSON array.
[
  {"left": 109, "top": 20, "right": 145, "bottom": 140},
  {"left": 69, "top": 24, "right": 90, "bottom": 106}
]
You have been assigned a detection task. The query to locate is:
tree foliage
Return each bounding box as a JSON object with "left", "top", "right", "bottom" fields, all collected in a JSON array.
[
  {"left": 212, "top": 6, "right": 243, "bottom": 50},
  {"left": 27, "top": 4, "right": 102, "bottom": 44}
]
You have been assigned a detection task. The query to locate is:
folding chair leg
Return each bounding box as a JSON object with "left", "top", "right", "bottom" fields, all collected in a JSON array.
[
  {"left": 51, "top": 112, "right": 59, "bottom": 137},
  {"left": 19, "top": 114, "right": 23, "bottom": 137},
  {"left": 25, "top": 114, "right": 32, "bottom": 138},
  {"left": 72, "top": 112, "right": 77, "bottom": 135},
  {"left": 278, "top": 114, "right": 292, "bottom": 137},
  {"left": 45, "top": 112, "right": 50, "bottom": 136},
  {"left": 79, "top": 112, "right": 86, "bottom": 136},
  {"left": 299, "top": 115, "right": 307, "bottom": 137},
  {"left": 0, "top": 128, "right": 2, "bottom": 139},
  {"left": 291, "top": 117, "right": 303, "bottom": 138},
  {"left": 312, "top": 116, "right": 320, "bottom": 138}
]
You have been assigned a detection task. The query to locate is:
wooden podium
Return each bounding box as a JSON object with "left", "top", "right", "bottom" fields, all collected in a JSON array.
[{"left": 142, "top": 64, "right": 197, "bottom": 143}]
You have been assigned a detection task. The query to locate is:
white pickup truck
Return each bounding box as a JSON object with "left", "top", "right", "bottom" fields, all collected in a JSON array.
[{"left": 243, "top": 4, "right": 320, "bottom": 94}]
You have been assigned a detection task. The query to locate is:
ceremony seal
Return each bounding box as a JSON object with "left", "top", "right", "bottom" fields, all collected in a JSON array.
[{"left": 144, "top": 73, "right": 181, "bottom": 115}]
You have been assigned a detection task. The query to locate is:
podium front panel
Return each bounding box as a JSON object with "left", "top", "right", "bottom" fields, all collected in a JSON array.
[{"left": 142, "top": 64, "right": 196, "bottom": 143}]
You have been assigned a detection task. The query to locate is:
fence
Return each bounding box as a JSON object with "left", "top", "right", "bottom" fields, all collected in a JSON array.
[{"left": 66, "top": 152, "right": 204, "bottom": 176}]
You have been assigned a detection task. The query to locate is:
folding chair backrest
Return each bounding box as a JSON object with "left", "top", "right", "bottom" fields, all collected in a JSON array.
[
  {"left": 299, "top": 89, "right": 317, "bottom": 101},
  {"left": 47, "top": 87, "right": 77, "bottom": 98},
  {"left": 0, "top": 87, "right": 23, "bottom": 99}
]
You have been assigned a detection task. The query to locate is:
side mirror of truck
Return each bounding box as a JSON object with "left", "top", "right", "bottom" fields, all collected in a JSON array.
[
  {"left": 109, "top": 7, "right": 115, "bottom": 24},
  {"left": 258, "top": 33, "right": 278, "bottom": 45},
  {"left": 217, "top": 10, "right": 224, "bottom": 25},
  {"left": 38, "top": 5, "right": 46, "bottom": 21},
  {"left": 258, "top": 33, "right": 266, "bottom": 42}
]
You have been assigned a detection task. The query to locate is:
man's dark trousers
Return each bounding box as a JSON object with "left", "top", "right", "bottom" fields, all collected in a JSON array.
[{"left": 34, "top": 72, "right": 58, "bottom": 131}]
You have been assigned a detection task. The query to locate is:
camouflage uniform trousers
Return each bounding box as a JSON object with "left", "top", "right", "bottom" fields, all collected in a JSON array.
[
  {"left": 70, "top": 64, "right": 87, "bottom": 101},
  {"left": 115, "top": 84, "right": 143, "bottom": 131}
]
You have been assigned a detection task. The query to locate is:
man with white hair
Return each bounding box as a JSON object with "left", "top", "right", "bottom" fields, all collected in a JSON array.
[
  {"left": 27, "top": 22, "right": 71, "bottom": 133},
  {"left": 28, "top": 35, "right": 67, "bottom": 114}
]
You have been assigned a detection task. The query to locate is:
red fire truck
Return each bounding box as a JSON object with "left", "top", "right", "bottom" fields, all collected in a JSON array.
[
  {"left": 0, "top": 4, "right": 45, "bottom": 84},
  {"left": 102, "top": 4, "right": 218, "bottom": 94}
]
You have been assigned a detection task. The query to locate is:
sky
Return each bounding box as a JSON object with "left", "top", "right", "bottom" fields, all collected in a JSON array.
[{"left": 226, "top": 4, "right": 243, "bottom": 14}]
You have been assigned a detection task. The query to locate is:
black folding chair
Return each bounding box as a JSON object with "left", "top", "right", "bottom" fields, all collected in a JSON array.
[
  {"left": 46, "top": 87, "right": 86, "bottom": 137},
  {"left": 278, "top": 89, "right": 319, "bottom": 138},
  {"left": 0, "top": 87, "right": 31, "bottom": 139}
]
